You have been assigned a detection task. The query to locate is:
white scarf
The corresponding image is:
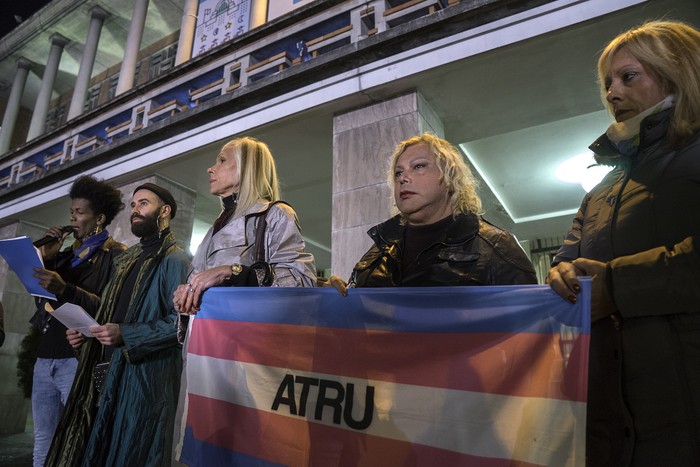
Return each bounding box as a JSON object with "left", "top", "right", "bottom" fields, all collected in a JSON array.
[{"left": 605, "top": 95, "right": 675, "bottom": 156}]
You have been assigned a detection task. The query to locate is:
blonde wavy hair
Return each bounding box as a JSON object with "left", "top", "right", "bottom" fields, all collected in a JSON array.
[
  {"left": 598, "top": 20, "right": 700, "bottom": 146},
  {"left": 219, "top": 136, "right": 281, "bottom": 216},
  {"left": 387, "top": 133, "right": 482, "bottom": 218}
]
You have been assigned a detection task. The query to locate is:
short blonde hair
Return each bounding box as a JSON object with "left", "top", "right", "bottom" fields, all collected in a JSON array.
[
  {"left": 219, "top": 137, "right": 281, "bottom": 216},
  {"left": 598, "top": 20, "right": 700, "bottom": 146},
  {"left": 387, "top": 133, "right": 482, "bottom": 218}
]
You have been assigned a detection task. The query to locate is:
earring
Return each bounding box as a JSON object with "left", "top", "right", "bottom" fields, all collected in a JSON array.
[{"left": 88, "top": 223, "right": 103, "bottom": 237}]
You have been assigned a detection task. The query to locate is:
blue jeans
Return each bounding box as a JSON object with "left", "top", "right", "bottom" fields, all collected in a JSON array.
[{"left": 32, "top": 357, "right": 78, "bottom": 467}]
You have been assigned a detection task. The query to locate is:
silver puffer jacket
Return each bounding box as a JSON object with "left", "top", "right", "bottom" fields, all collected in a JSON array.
[
  {"left": 173, "top": 202, "right": 317, "bottom": 462},
  {"left": 192, "top": 201, "right": 317, "bottom": 287},
  {"left": 554, "top": 109, "right": 700, "bottom": 466}
]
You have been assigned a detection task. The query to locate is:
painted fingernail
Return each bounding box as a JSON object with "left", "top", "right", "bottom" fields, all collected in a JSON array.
[
  {"left": 568, "top": 295, "right": 577, "bottom": 304},
  {"left": 573, "top": 284, "right": 581, "bottom": 293}
]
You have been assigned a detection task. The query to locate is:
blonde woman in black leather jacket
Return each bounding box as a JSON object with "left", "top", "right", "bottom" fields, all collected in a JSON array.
[{"left": 330, "top": 133, "right": 537, "bottom": 293}]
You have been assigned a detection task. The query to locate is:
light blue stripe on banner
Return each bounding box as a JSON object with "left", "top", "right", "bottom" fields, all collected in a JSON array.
[
  {"left": 197, "top": 280, "right": 591, "bottom": 334},
  {"left": 180, "top": 427, "right": 284, "bottom": 467}
]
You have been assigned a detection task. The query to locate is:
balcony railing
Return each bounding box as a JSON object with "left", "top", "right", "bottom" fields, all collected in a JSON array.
[{"left": 0, "top": 0, "right": 550, "bottom": 206}]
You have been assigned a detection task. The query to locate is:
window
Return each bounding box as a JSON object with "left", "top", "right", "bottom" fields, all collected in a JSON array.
[
  {"left": 45, "top": 105, "right": 66, "bottom": 133},
  {"left": 148, "top": 44, "right": 178, "bottom": 80},
  {"left": 107, "top": 74, "right": 119, "bottom": 101},
  {"left": 84, "top": 84, "right": 101, "bottom": 112}
]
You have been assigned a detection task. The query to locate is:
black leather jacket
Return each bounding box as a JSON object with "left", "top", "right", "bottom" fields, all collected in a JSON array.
[{"left": 350, "top": 213, "right": 537, "bottom": 287}]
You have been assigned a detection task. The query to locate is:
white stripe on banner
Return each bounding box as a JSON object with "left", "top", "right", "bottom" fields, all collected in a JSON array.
[{"left": 187, "top": 354, "right": 585, "bottom": 466}]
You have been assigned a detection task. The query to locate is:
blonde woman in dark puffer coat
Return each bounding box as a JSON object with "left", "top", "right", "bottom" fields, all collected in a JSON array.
[{"left": 548, "top": 21, "right": 700, "bottom": 467}]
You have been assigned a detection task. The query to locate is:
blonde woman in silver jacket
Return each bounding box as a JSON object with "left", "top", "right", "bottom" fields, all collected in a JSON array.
[
  {"left": 174, "top": 136, "right": 317, "bottom": 315},
  {"left": 172, "top": 137, "right": 316, "bottom": 463}
]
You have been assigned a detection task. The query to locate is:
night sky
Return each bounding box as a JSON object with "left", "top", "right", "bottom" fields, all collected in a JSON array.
[{"left": 0, "top": 0, "right": 53, "bottom": 40}]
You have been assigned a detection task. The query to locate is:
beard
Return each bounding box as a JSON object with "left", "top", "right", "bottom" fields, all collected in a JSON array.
[{"left": 130, "top": 210, "right": 160, "bottom": 238}]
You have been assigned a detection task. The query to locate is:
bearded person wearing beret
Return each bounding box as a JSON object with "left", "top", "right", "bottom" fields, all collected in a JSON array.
[{"left": 46, "top": 183, "right": 190, "bottom": 467}]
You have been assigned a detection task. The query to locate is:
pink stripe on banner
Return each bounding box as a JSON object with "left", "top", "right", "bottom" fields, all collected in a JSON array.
[
  {"left": 189, "top": 319, "right": 588, "bottom": 402},
  {"left": 187, "top": 393, "right": 543, "bottom": 467}
]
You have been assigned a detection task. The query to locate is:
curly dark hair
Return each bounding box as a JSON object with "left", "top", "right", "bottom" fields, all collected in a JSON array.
[{"left": 69, "top": 175, "right": 125, "bottom": 226}]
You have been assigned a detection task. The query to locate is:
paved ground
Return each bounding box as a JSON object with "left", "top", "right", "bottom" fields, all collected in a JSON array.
[{"left": 0, "top": 417, "right": 33, "bottom": 467}]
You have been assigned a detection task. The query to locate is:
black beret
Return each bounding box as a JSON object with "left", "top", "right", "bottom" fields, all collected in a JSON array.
[{"left": 133, "top": 183, "right": 177, "bottom": 219}]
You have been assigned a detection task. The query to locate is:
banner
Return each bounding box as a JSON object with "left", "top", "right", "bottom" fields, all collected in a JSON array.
[
  {"left": 179, "top": 282, "right": 590, "bottom": 466},
  {"left": 193, "top": 0, "right": 252, "bottom": 58}
]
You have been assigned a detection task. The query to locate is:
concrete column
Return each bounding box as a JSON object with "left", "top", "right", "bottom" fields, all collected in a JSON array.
[
  {"left": 116, "top": 0, "right": 150, "bottom": 96},
  {"left": 27, "top": 34, "right": 70, "bottom": 141},
  {"left": 0, "top": 58, "right": 31, "bottom": 155},
  {"left": 331, "top": 91, "right": 443, "bottom": 280},
  {"left": 110, "top": 174, "right": 196, "bottom": 252},
  {"left": 68, "top": 6, "right": 108, "bottom": 121},
  {"left": 0, "top": 221, "right": 49, "bottom": 435},
  {"left": 250, "top": 0, "right": 268, "bottom": 29},
  {"left": 175, "top": 0, "right": 198, "bottom": 66}
]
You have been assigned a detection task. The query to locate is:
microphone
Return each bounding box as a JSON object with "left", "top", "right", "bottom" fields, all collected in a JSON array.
[{"left": 33, "top": 226, "right": 75, "bottom": 248}]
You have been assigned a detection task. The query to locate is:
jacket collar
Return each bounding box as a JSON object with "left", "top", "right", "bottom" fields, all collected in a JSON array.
[
  {"left": 204, "top": 202, "right": 270, "bottom": 239},
  {"left": 195, "top": 202, "right": 275, "bottom": 259},
  {"left": 590, "top": 108, "right": 672, "bottom": 163},
  {"left": 242, "top": 202, "right": 272, "bottom": 220},
  {"left": 100, "top": 237, "right": 125, "bottom": 252},
  {"left": 369, "top": 213, "right": 480, "bottom": 248}
]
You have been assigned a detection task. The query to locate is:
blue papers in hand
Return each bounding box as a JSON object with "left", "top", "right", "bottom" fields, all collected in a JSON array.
[{"left": 0, "top": 236, "right": 56, "bottom": 300}]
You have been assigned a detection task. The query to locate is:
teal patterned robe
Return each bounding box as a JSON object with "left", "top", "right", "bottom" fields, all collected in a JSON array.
[{"left": 46, "top": 231, "right": 190, "bottom": 467}]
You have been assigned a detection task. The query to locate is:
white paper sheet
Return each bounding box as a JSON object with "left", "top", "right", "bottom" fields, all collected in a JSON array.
[{"left": 50, "top": 303, "right": 99, "bottom": 337}]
